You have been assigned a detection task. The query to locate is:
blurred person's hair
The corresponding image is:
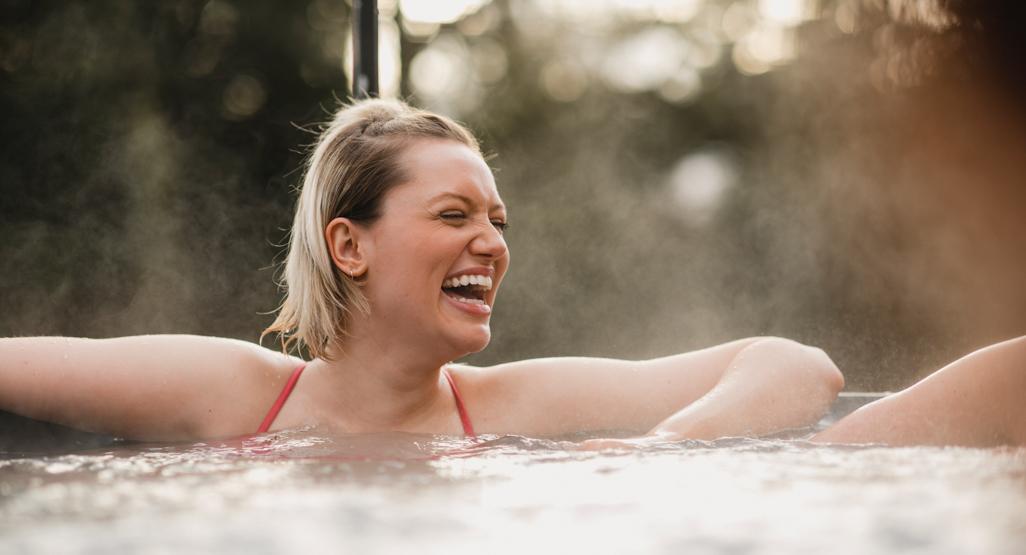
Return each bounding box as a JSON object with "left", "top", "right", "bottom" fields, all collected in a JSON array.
[{"left": 262, "top": 98, "right": 480, "bottom": 358}]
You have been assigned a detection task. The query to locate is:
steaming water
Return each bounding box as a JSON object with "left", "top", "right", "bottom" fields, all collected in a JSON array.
[{"left": 2, "top": 432, "right": 1024, "bottom": 554}]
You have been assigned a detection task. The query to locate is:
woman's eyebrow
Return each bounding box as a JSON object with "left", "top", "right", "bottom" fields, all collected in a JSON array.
[{"left": 428, "top": 192, "right": 506, "bottom": 212}]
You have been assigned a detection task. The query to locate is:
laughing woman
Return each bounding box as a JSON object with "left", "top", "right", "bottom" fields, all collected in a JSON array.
[
  {"left": 0, "top": 99, "right": 1019, "bottom": 447},
  {"left": 0, "top": 99, "right": 842, "bottom": 442}
]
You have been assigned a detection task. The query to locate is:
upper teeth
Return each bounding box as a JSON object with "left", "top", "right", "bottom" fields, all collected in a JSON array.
[{"left": 443, "top": 275, "right": 493, "bottom": 289}]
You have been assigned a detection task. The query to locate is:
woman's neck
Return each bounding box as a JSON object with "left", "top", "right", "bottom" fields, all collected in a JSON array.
[{"left": 301, "top": 332, "right": 454, "bottom": 433}]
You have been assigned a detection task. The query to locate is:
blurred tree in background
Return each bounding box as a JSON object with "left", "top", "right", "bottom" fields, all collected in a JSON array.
[{"left": 1, "top": 0, "right": 1023, "bottom": 389}]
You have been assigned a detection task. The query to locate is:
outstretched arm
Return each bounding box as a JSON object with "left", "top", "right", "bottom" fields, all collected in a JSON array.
[
  {"left": 641, "top": 339, "right": 843, "bottom": 441},
  {"left": 0, "top": 335, "right": 299, "bottom": 441},
  {"left": 812, "top": 335, "right": 1026, "bottom": 447},
  {"left": 466, "top": 337, "right": 843, "bottom": 439}
]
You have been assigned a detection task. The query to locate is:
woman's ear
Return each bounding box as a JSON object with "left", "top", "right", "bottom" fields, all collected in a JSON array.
[{"left": 325, "top": 217, "right": 368, "bottom": 278}]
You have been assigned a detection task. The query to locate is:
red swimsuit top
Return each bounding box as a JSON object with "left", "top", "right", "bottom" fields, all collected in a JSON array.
[{"left": 256, "top": 364, "right": 477, "bottom": 438}]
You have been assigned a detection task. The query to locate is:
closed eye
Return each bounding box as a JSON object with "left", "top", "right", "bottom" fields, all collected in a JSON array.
[
  {"left": 439, "top": 210, "right": 507, "bottom": 233},
  {"left": 440, "top": 211, "right": 467, "bottom": 222}
]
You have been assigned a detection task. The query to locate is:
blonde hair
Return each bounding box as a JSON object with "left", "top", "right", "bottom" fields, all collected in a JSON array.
[{"left": 262, "top": 98, "right": 480, "bottom": 359}]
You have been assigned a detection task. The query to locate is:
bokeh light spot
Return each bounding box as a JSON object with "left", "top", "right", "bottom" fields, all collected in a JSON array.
[
  {"left": 400, "top": 0, "right": 491, "bottom": 25},
  {"left": 733, "top": 22, "right": 795, "bottom": 74},
  {"left": 757, "top": 0, "right": 818, "bottom": 27},
  {"left": 668, "top": 148, "right": 739, "bottom": 226},
  {"left": 470, "top": 38, "right": 508, "bottom": 84},
  {"left": 722, "top": 2, "right": 759, "bottom": 42},
  {"left": 834, "top": 1, "right": 857, "bottom": 34},
  {"left": 601, "top": 27, "right": 687, "bottom": 93},
  {"left": 540, "top": 60, "right": 589, "bottom": 102},
  {"left": 457, "top": 4, "right": 502, "bottom": 36},
  {"left": 199, "top": 0, "right": 239, "bottom": 38},
  {"left": 658, "top": 67, "right": 702, "bottom": 104},
  {"left": 410, "top": 43, "right": 457, "bottom": 97},
  {"left": 409, "top": 34, "right": 481, "bottom": 114},
  {"left": 222, "top": 73, "right": 267, "bottom": 120},
  {"left": 305, "top": 0, "right": 347, "bottom": 32},
  {"left": 401, "top": 18, "right": 441, "bottom": 42}
]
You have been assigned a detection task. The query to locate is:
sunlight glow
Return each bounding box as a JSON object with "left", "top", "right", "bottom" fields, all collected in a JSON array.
[
  {"left": 613, "top": 0, "right": 705, "bottom": 23},
  {"left": 400, "top": 0, "right": 491, "bottom": 24},
  {"left": 733, "top": 22, "right": 795, "bottom": 75},
  {"left": 600, "top": 27, "right": 686, "bottom": 93},
  {"left": 538, "top": 0, "right": 707, "bottom": 24},
  {"left": 757, "top": 0, "right": 818, "bottom": 26}
]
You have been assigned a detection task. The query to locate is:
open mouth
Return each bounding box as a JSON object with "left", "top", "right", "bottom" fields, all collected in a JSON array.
[{"left": 441, "top": 275, "right": 493, "bottom": 306}]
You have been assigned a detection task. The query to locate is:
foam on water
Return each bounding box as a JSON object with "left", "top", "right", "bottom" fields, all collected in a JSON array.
[{"left": 1, "top": 431, "right": 1024, "bottom": 554}]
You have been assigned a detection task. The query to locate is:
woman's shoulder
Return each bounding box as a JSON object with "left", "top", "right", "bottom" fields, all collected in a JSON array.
[
  {"left": 224, "top": 338, "right": 307, "bottom": 379},
  {"left": 443, "top": 359, "right": 586, "bottom": 435},
  {"left": 145, "top": 335, "right": 305, "bottom": 385},
  {"left": 209, "top": 338, "right": 307, "bottom": 404},
  {"left": 156, "top": 336, "right": 306, "bottom": 438},
  {"left": 445, "top": 357, "right": 594, "bottom": 397}
]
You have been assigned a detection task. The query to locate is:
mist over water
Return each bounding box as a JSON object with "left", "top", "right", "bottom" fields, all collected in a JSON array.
[{"left": 1, "top": 0, "right": 1024, "bottom": 390}]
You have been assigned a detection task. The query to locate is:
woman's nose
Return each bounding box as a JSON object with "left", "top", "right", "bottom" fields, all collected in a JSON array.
[{"left": 470, "top": 221, "right": 508, "bottom": 259}]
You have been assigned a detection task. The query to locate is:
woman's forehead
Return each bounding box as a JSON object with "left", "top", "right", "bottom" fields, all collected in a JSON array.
[{"left": 394, "top": 139, "right": 504, "bottom": 208}]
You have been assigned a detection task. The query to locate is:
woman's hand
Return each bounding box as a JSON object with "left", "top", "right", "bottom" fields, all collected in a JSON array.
[{"left": 643, "top": 338, "right": 843, "bottom": 441}]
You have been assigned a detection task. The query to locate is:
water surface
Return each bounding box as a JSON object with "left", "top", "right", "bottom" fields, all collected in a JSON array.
[{"left": 2, "top": 432, "right": 1024, "bottom": 554}]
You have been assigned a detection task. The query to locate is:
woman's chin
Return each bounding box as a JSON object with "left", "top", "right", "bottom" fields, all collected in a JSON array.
[{"left": 445, "top": 327, "right": 492, "bottom": 356}]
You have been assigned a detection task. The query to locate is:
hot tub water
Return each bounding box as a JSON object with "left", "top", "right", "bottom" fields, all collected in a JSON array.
[{"left": 1, "top": 431, "right": 1024, "bottom": 554}]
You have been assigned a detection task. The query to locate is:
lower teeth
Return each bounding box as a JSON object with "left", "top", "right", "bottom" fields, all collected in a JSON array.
[{"left": 453, "top": 295, "right": 483, "bottom": 305}]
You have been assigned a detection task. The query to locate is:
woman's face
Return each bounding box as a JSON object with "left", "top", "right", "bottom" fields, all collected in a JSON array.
[{"left": 359, "top": 138, "right": 509, "bottom": 357}]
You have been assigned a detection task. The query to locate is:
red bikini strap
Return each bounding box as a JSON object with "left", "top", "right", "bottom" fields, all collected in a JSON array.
[
  {"left": 443, "top": 367, "right": 477, "bottom": 438},
  {"left": 257, "top": 363, "right": 306, "bottom": 433}
]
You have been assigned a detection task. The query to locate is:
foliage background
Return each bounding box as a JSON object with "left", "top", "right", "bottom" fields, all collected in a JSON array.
[{"left": 1, "top": 0, "right": 1023, "bottom": 389}]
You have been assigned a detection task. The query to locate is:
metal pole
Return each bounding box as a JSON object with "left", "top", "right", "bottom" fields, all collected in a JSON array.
[{"left": 352, "top": 0, "right": 379, "bottom": 98}]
